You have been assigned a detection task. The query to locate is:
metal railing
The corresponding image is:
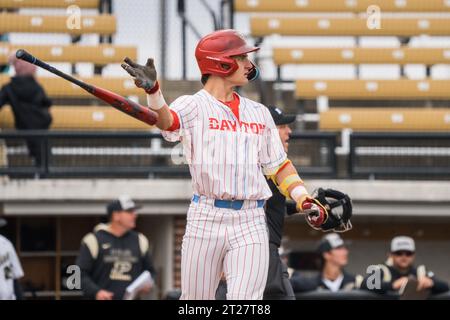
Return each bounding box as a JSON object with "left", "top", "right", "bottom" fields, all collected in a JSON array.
[
  {"left": 0, "top": 130, "right": 337, "bottom": 178},
  {"left": 0, "top": 131, "right": 188, "bottom": 178},
  {"left": 349, "top": 132, "right": 450, "bottom": 179},
  {"left": 220, "top": 0, "right": 234, "bottom": 29},
  {"left": 289, "top": 132, "right": 337, "bottom": 177},
  {"left": 177, "top": 0, "right": 220, "bottom": 79},
  {"left": 1, "top": 130, "right": 450, "bottom": 179}
]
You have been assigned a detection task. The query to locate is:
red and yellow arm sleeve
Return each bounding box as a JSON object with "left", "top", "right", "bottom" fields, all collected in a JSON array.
[{"left": 268, "top": 159, "right": 309, "bottom": 202}]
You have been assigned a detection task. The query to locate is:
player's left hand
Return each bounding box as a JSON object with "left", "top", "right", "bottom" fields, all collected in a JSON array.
[
  {"left": 121, "top": 57, "right": 157, "bottom": 92},
  {"left": 297, "top": 196, "right": 328, "bottom": 229}
]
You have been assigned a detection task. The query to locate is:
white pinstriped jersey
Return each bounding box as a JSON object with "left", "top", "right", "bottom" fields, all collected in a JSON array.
[
  {"left": 0, "top": 235, "right": 24, "bottom": 300},
  {"left": 162, "top": 89, "right": 287, "bottom": 200}
]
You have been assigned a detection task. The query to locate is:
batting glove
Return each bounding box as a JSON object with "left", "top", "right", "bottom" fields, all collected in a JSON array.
[
  {"left": 297, "top": 196, "right": 329, "bottom": 230},
  {"left": 121, "top": 57, "right": 157, "bottom": 93}
]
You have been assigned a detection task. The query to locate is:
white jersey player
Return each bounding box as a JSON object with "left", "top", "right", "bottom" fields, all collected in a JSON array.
[
  {"left": 122, "top": 29, "right": 328, "bottom": 300},
  {"left": 0, "top": 230, "right": 24, "bottom": 300}
]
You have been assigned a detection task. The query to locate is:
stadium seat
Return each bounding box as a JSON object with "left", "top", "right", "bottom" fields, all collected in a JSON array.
[
  {"left": 250, "top": 17, "right": 450, "bottom": 36},
  {"left": 0, "top": 106, "right": 153, "bottom": 130},
  {"left": 295, "top": 79, "right": 450, "bottom": 99},
  {"left": 0, "top": 75, "right": 143, "bottom": 98},
  {"left": 235, "top": 0, "right": 450, "bottom": 12},
  {"left": 273, "top": 47, "right": 450, "bottom": 65},
  {"left": 0, "top": 0, "right": 99, "bottom": 9},
  {"left": 319, "top": 108, "right": 450, "bottom": 131},
  {"left": 0, "top": 13, "right": 116, "bottom": 35},
  {"left": 0, "top": 44, "right": 137, "bottom": 65}
]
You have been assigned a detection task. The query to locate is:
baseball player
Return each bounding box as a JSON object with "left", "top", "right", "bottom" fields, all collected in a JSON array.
[
  {"left": 121, "top": 29, "right": 328, "bottom": 300},
  {"left": 215, "top": 106, "right": 301, "bottom": 300},
  {"left": 0, "top": 218, "right": 24, "bottom": 300}
]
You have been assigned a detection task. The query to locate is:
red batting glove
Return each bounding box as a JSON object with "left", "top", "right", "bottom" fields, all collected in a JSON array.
[{"left": 297, "top": 196, "right": 328, "bottom": 229}]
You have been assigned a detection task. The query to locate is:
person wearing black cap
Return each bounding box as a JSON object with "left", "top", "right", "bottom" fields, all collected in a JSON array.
[
  {"left": 0, "top": 218, "right": 24, "bottom": 300},
  {"left": 76, "top": 195, "right": 156, "bottom": 300},
  {"left": 360, "top": 236, "right": 448, "bottom": 296},
  {"left": 291, "top": 233, "right": 361, "bottom": 293}
]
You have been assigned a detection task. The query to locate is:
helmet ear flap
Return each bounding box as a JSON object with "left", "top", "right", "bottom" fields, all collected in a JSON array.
[
  {"left": 217, "top": 56, "right": 239, "bottom": 76},
  {"left": 220, "top": 62, "right": 232, "bottom": 71}
]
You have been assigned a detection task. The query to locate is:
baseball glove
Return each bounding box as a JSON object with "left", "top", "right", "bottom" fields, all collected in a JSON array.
[{"left": 310, "top": 188, "right": 353, "bottom": 233}]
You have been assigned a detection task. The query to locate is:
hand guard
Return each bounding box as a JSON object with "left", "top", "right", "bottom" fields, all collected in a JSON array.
[
  {"left": 121, "top": 57, "right": 157, "bottom": 93},
  {"left": 312, "top": 188, "right": 353, "bottom": 233}
]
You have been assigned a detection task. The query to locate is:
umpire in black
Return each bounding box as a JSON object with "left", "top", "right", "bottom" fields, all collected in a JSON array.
[
  {"left": 261, "top": 106, "right": 299, "bottom": 300},
  {"left": 76, "top": 195, "right": 156, "bottom": 300}
]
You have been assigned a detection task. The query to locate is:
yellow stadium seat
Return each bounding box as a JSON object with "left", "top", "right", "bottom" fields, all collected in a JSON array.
[
  {"left": 295, "top": 79, "right": 450, "bottom": 99},
  {"left": 235, "top": 0, "right": 450, "bottom": 12},
  {"left": 0, "top": 44, "right": 137, "bottom": 65},
  {"left": 251, "top": 17, "right": 450, "bottom": 36},
  {"left": 274, "top": 47, "right": 450, "bottom": 65},
  {"left": 0, "top": 0, "right": 99, "bottom": 9},
  {"left": 319, "top": 108, "right": 450, "bottom": 131},
  {"left": 0, "top": 106, "right": 153, "bottom": 130},
  {"left": 0, "top": 75, "right": 143, "bottom": 98},
  {"left": 0, "top": 13, "right": 116, "bottom": 35}
]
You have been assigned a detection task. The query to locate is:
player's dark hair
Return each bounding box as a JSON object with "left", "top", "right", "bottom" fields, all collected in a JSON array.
[{"left": 201, "top": 74, "right": 210, "bottom": 85}]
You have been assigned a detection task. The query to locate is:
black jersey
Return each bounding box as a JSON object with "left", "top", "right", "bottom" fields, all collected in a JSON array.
[
  {"left": 265, "top": 179, "right": 297, "bottom": 247},
  {"left": 76, "top": 224, "right": 156, "bottom": 300}
]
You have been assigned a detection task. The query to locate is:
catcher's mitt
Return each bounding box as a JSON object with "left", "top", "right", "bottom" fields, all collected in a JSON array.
[{"left": 311, "top": 188, "right": 353, "bottom": 233}]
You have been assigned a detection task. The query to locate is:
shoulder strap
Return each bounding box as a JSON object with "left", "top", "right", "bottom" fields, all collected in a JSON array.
[
  {"left": 417, "top": 265, "right": 427, "bottom": 278},
  {"left": 355, "top": 275, "right": 364, "bottom": 289},
  {"left": 138, "top": 233, "right": 149, "bottom": 257},
  {"left": 378, "top": 264, "right": 392, "bottom": 282},
  {"left": 81, "top": 232, "right": 99, "bottom": 259}
]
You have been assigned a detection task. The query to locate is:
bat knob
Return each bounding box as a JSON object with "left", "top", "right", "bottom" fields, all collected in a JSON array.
[
  {"left": 15, "top": 49, "right": 35, "bottom": 64},
  {"left": 16, "top": 49, "right": 26, "bottom": 58}
]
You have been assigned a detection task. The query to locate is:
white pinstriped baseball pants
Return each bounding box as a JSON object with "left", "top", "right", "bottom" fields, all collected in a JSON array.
[{"left": 180, "top": 197, "right": 269, "bottom": 300}]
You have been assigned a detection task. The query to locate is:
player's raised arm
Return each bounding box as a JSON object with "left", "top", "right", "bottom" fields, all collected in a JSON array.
[{"left": 121, "top": 57, "right": 173, "bottom": 130}]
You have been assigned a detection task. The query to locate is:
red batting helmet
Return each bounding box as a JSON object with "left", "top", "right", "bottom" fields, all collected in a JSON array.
[{"left": 195, "top": 29, "right": 260, "bottom": 79}]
